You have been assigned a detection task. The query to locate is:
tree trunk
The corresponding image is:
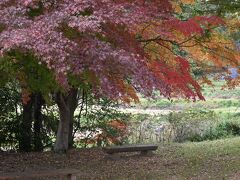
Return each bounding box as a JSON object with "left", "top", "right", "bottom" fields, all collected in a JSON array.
[
  {"left": 67, "top": 89, "right": 78, "bottom": 149},
  {"left": 54, "top": 88, "right": 78, "bottom": 153},
  {"left": 33, "top": 93, "right": 44, "bottom": 151},
  {"left": 68, "top": 109, "right": 74, "bottom": 149},
  {"left": 19, "top": 97, "right": 33, "bottom": 152}
]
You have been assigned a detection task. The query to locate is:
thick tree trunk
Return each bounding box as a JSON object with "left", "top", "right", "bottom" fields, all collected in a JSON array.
[
  {"left": 33, "top": 93, "right": 44, "bottom": 151},
  {"left": 19, "top": 97, "right": 33, "bottom": 152},
  {"left": 54, "top": 103, "right": 71, "bottom": 153},
  {"left": 54, "top": 88, "right": 78, "bottom": 153}
]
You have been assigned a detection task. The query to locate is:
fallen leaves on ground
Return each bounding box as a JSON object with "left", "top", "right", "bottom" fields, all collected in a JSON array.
[{"left": 1, "top": 138, "right": 240, "bottom": 179}]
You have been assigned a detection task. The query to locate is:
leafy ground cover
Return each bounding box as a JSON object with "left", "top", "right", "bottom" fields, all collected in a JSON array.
[{"left": 1, "top": 137, "right": 240, "bottom": 179}]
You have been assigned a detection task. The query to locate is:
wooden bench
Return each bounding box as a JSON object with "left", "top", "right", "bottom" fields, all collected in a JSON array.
[
  {"left": 0, "top": 169, "right": 80, "bottom": 180},
  {"left": 103, "top": 144, "right": 158, "bottom": 156}
]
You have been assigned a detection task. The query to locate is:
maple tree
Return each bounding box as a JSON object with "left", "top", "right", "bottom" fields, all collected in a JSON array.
[
  {"left": 173, "top": 0, "right": 240, "bottom": 86},
  {"left": 0, "top": 0, "right": 239, "bottom": 152}
]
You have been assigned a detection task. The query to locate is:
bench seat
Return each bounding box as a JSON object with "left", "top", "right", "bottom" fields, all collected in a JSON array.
[
  {"left": 103, "top": 144, "right": 158, "bottom": 154},
  {"left": 0, "top": 169, "right": 80, "bottom": 180}
]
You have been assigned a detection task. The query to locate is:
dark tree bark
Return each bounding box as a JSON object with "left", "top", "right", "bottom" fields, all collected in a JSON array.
[
  {"left": 19, "top": 97, "right": 34, "bottom": 152},
  {"left": 33, "top": 93, "right": 44, "bottom": 151},
  {"left": 54, "top": 88, "right": 78, "bottom": 153},
  {"left": 68, "top": 109, "right": 74, "bottom": 149}
]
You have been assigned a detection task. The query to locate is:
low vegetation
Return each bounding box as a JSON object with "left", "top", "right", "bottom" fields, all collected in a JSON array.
[{"left": 126, "top": 80, "right": 240, "bottom": 145}]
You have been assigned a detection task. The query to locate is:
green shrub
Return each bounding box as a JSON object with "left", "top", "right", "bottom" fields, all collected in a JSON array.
[
  {"left": 221, "top": 120, "right": 240, "bottom": 136},
  {"left": 189, "top": 119, "right": 240, "bottom": 142},
  {"left": 167, "top": 108, "right": 218, "bottom": 142}
]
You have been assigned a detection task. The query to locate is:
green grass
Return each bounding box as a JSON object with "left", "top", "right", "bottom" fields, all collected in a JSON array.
[
  {"left": 156, "top": 137, "right": 240, "bottom": 179},
  {"left": 134, "top": 80, "right": 240, "bottom": 115},
  {"left": 202, "top": 80, "right": 240, "bottom": 98},
  {"left": 83, "top": 137, "right": 240, "bottom": 179},
  {"left": 138, "top": 97, "right": 240, "bottom": 110},
  {"left": 178, "top": 137, "right": 240, "bottom": 158}
]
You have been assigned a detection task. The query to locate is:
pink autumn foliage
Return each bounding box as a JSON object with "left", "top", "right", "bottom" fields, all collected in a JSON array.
[{"left": 0, "top": 0, "right": 224, "bottom": 101}]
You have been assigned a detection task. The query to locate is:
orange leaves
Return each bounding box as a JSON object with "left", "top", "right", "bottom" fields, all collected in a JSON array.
[
  {"left": 107, "top": 119, "right": 127, "bottom": 131},
  {"left": 199, "top": 77, "right": 214, "bottom": 86},
  {"left": 114, "top": 77, "right": 139, "bottom": 103},
  {"left": 171, "top": 1, "right": 182, "bottom": 13},
  {"left": 183, "top": 30, "right": 240, "bottom": 69},
  {"left": 133, "top": 9, "right": 238, "bottom": 99},
  {"left": 105, "top": 119, "right": 128, "bottom": 145},
  {"left": 224, "top": 78, "right": 240, "bottom": 89},
  {"left": 84, "top": 119, "right": 128, "bottom": 146},
  {"left": 145, "top": 41, "right": 176, "bottom": 65},
  {"left": 21, "top": 88, "right": 31, "bottom": 105}
]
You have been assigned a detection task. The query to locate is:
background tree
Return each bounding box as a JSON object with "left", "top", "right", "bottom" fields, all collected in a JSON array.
[{"left": 0, "top": 51, "right": 57, "bottom": 151}]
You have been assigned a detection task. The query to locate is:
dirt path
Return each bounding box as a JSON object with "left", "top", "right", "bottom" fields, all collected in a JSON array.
[
  {"left": 119, "top": 107, "right": 240, "bottom": 115},
  {"left": 118, "top": 108, "right": 179, "bottom": 115}
]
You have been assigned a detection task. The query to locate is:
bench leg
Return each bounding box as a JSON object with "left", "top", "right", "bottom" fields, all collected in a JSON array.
[
  {"left": 140, "top": 150, "right": 148, "bottom": 155},
  {"left": 60, "top": 174, "right": 77, "bottom": 180},
  {"left": 105, "top": 153, "right": 120, "bottom": 160},
  {"left": 70, "top": 175, "right": 77, "bottom": 180}
]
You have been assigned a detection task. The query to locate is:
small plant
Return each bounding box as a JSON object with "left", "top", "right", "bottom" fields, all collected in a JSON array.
[
  {"left": 189, "top": 117, "right": 240, "bottom": 142},
  {"left": 73, "top": 96, "right": 130, "bottom": 148},
  {"left": 167, "top": 109, "right": 218, "bottom": 142}
]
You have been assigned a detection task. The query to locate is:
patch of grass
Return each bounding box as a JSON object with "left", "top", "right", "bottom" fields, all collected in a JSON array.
[
  {"left": 202, "top": 82, "right": 240, "bottom": 98},
  {"left": 135, "top": 79, "right": 240, "bottom": 110},
  {"left": 178, "top": 137, "right": 240, "bottom": 158},
  {"left": 157, "top": 137, "right": 240, "bottom": 178},
  {"left": 139, "top": 97, "right": 240, "bottom": 111}
]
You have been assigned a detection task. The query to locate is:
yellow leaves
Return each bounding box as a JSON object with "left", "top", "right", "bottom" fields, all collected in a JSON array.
[
  {"left": 180, "top": 0, "right": 196, "bottom": 4},
  {"left": 135, "top": 23, "right": 179, "bottom": 68},
  {"left": 183, "top": 29, "right": 240, "bottom": 70},
  {"left": 171, "top": 1, "right": 183, "bottom": 13},
  {"left": 208, "top": 46, "right": 238, "bottom": 66},
  {"left": 225, "top": 17, "right": 240, "bottom": 33},
  {"left": 203, "top": 32, "right": 240, "bottom": 67},
  {"left": 171, "top": 0, "right": 196, "bottom": 13},
  {"left": 145, "top": 41, "right": 176, "bottom": 65}
]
